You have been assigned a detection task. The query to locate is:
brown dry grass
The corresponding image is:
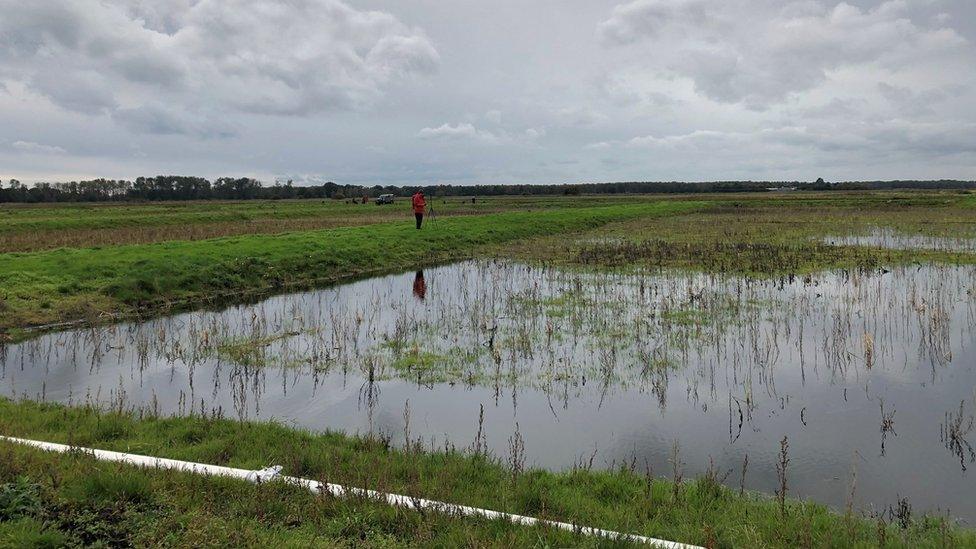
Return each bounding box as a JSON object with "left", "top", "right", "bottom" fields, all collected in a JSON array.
[{"left": 0, "top": 216, "right": 392, "bottom": 252}]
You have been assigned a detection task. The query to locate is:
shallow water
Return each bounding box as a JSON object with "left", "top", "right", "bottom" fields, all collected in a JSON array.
[
  {"left": 824, "top": 227, "right": 976, "bottom": 252},
  {"left": 3, "top": 260, "right": 976, "bottom": 522}
]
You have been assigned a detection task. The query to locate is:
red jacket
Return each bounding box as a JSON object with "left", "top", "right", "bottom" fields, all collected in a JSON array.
[{"left": 412, "top": 193, "right": 426, "bottom": 214}]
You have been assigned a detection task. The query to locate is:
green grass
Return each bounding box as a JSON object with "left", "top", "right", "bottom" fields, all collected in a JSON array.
[
  {"left": 0, "top": 201, "right": 702, "bottom": 340},
  {"left": 0, "top": 398, "right": 971, "bottom": 547},
  {"left": 0, "top": 195, "right": 688, "bottom": 252},
  {"left": 0, "top": 195, "right": 676, "bottom": 234}
]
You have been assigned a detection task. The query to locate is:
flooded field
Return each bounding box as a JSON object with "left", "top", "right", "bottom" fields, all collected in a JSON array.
[
  {"left": 3, "top": 259, "right": 976, "bottom": 522},
  {"left": 824, "top": 228, "right": 976, "bottom": 252}
]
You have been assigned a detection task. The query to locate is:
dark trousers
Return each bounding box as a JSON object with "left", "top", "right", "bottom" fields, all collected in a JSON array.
[{"left": 415, "top": 212, "right": 423, "bottom": 229}]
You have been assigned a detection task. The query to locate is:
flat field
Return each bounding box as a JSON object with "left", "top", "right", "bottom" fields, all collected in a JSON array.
[{"left": 2, "top": 190, "right": 976, "bottom": 547}]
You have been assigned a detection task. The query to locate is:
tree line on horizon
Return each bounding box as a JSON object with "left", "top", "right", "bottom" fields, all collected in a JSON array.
[{"left": 0, "top": 176, "right": 974, "bottom": 203}]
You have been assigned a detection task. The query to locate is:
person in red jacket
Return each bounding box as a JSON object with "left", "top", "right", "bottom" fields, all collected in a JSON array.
[{"left": 412, "top": 190, "right": 427, "bottom": 229}]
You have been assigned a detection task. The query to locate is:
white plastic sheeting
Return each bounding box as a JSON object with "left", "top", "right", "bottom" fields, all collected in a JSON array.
[{"left": 1, "top": 435, "right": 701, "bottom": 548}]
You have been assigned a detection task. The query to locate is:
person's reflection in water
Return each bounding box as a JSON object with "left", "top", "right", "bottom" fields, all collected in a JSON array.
[{"left": 412, "top": 270, "right": 427, "bottom": 301}]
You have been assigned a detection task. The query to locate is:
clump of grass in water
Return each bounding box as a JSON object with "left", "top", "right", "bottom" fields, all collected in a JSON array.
[
  {"left": 215, "top": 331, "right": 300, "bottom": 368},
  {"left": 941, "top": 401, "right": 976, "bottom": 470},
  {"left": 863, "top": 332, "right": 875, "bottom": 369}
]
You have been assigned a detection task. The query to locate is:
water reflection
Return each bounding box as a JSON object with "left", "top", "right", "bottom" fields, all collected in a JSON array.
[
  {"left": 2, "top": 260, "right": 976, "bottom": 521},
  {"left": 412, "top": 270, "right": 426, "bottom": 301}
]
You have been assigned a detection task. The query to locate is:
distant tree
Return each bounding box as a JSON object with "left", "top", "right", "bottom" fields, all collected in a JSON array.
[{"left": 3, "top": 176, "right": 976, "bottom": 203}]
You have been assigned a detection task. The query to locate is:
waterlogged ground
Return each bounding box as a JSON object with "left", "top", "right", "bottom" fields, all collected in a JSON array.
[
  {"left": 824, "top": 227, "right": 976, "bottom": 253},
  {"left": 3, "top": 259, "right": 976, "bottom": 523}
]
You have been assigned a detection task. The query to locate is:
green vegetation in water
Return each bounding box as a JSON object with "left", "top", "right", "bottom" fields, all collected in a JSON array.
[
  {"left": 0, "top": 398, "right": 971, "bottom": 548},
  {"left": 508, "top": 193, "right": 976, "bottom": 276},
  {"left": 389, "top": 350, "right": 459, "bottom": 383},
  {"left": 178, "top": 264, "right": 771, "bottom": 390},
  {"left": 215, "top": 331, "right": 302, "bottom": 368}
]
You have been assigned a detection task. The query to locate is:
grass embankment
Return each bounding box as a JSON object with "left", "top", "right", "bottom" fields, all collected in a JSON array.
[
  {"left": 507, "top": 192, "right": 976, "bottom": 276},
  {"left": 0, "top": 398, "right": 968, "bottom": 548},
  {"left": 0, "top": 201, "right": 701, "bottom": 340},
  {"left": 0, "top": 195, "right": 673, "bottom": 251}
]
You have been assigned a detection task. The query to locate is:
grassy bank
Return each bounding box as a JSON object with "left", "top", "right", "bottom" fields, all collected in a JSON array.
[
  {"left": 0, "top": 201, "right": 701, "bottom": 340},
  {"left": 0, "top": 195, "right": 677, "bottom": 251},
  {"left": 0, "top": 398, "right": 969, "bottom": 547}
]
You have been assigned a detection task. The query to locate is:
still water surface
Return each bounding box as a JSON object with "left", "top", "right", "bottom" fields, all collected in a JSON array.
[{"left": 2, "top": 260, "right": 975, "bottom": 522}]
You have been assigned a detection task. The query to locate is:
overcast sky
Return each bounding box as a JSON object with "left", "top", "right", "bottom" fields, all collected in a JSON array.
[{"left": 1, "top": 0, "right": 975, "bottom": 185}]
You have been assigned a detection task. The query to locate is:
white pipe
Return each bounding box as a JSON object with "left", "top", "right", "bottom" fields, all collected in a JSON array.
[{"left": 2, "top": 435, "right": 700, "bottom": 549}]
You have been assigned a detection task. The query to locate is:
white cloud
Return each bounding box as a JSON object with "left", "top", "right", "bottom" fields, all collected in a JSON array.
[
  {"left": 627, "top": 130, "right": 737, "bottom": 150},
  {"left": 418, "top": 122, "right": 489, "bottom": 140},
  {"left": 417, "top": 122, "right": 548, "bottom": 145},
  {"left": 11, "top": 141, "right": 67, "bottom": 155}
]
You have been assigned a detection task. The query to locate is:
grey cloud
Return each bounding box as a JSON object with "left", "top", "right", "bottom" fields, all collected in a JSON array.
[
  {"left": 103, "top": 0, "right": 196, "bottom": 34},
  {"left": 877, "top": 82, "right": 915, "bottom": 103},
  {"left": 600, "top": 0, "right": 971, "bottom": 109},
  {"left": 174, "top": 0, "right": 440, "bottom": 115},
  {"left": 0, "top": 2, "right": 186, "bottom": 88},
  {"left": 112, "top": 104, "right": 237, "bottom": 139},
  {"left": 623, "top": 118, "right": 976, "bottom": 161},
  {"left": 598, "top": 0, "right": 709, "bottom": 45},
  {"left": 552, "top": 106, "right": 609, "bottom": 127},
  {"left": 1, "top": 0, "right": 974, "bottom": 184},
  {"left": 866, "top": 120, "right": 976, "bottom": 156},
  {"left": 875, "top": 82, "right": 963, "bottom": 117},
  {"left": 28, "top": 71, "right": 117, "bottom": 114},
  {"left": 0, "top": 0, "right": 439, "bottom": 127},
  {"left": 797, "top": 98, "right": 864, "bottom": 120}
]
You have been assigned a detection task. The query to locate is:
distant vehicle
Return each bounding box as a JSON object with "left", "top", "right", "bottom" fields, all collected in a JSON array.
[{"left": 376, "top": 194, "right": 395, "bottom": 205}]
